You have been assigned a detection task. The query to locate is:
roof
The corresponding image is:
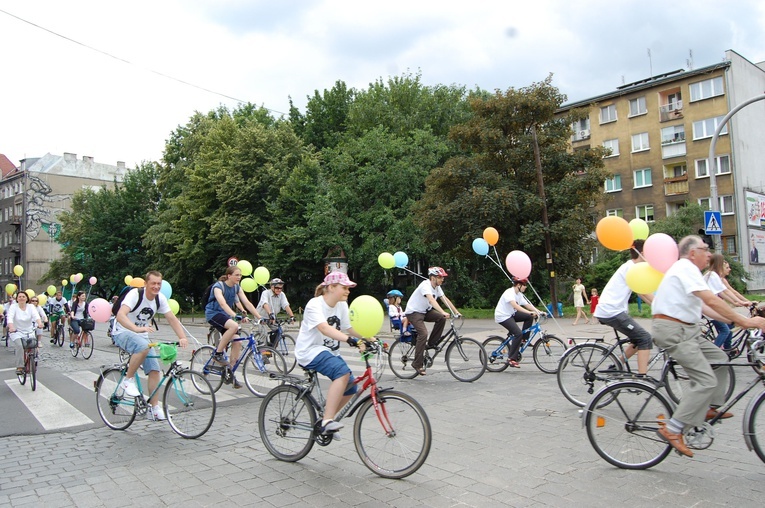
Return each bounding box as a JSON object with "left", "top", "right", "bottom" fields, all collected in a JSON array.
[
  {"left": 0, "top": 154, "right": 16, "bottom": 177},
  {"left": 22, "top": 153, "right": 125, "bottom": 182},
  {"left": 558, "top": 61, "right": 731, "bottom": 112}
]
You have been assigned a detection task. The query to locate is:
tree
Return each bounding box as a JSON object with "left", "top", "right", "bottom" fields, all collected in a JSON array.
[{"left": 415, "top": 77, "right": 610, "bottom": 303}]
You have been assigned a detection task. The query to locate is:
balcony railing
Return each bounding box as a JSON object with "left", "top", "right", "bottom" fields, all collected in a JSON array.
[
  {"left": 664, "top": 175, "right": 689, "bottom": 196},
  {"left": 659, "top": 100, "right": 684, "bottom": 122}
]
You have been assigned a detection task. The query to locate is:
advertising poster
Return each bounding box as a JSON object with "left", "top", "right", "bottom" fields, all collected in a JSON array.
[
  {"left": 749, "top": 229, "right": 765, "bottom": 265},
  {"left": 746, "top": 190, "right": 765, "bottom": 228}
]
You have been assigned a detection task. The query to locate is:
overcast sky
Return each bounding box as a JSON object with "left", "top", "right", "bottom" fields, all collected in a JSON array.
[{"left": 1, "top": 0, "right": 764, "bottom": 168}]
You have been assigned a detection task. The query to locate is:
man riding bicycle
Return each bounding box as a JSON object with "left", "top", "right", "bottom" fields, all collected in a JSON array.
[{"left": 48, "top": 290, "right": 70, "bottom": 343}]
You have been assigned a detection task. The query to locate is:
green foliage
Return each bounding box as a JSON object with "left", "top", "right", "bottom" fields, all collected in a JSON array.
[{"left": 648, "top": 202, "right": 706, "bottom": 239}]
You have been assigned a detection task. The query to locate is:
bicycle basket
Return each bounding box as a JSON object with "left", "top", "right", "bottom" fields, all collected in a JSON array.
[
  {"left": 80, "top": 318, "right": 96, "bottom": 331},
  {"left": 21, "top": 336, "right": 38, "bottom": 349},
  {"left": 159, "top": 343, "right": 178, "bottom": 363}
]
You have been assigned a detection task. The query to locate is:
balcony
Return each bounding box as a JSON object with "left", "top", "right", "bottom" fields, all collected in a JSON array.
[
  {"left": 664, "top": 174, "right": 689, "bottom": 196},
  {"left": 572, "top": 128, "right": 590, "bottom": 142},
  {"left": 659, "top": 100, "right": 684, "bottom": 122}
]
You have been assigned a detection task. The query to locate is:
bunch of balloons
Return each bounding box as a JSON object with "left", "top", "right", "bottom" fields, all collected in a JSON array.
[
  {"left": 471, "top": 226, "right": 533, "bottom": 280},
  {"left": 377, "top": 251, "right": 409, "bottom": 269},
  {"left": 236, "top": 260, "right": 269, "bottom": 292}
]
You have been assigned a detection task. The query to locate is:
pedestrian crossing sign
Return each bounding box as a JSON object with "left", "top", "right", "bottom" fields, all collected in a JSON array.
[{"left": 704, "top": 211, "right": 723, "bottom": 235}]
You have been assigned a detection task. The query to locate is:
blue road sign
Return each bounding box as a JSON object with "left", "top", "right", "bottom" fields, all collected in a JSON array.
[{"left": 704, "top": 210, "right": 722, "bottom": 235}]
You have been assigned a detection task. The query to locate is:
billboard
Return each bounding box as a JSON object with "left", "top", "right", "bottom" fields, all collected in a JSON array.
[
  {"left": 749, "top": 229, "right": 765, "bottom": 265},
  {"left": 746, "top": 190, "right": 765, "bottom": 228}
]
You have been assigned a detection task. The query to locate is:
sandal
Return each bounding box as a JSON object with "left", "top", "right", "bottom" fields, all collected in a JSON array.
[
  {"left": 507, "top": 360, "right": 520, "bottom": 368},
  {"left": 416, "top": 368, "right": 426, "bottom": 376}
]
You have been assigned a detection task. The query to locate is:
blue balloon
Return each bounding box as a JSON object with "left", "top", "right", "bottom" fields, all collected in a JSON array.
[
  {"left": 393, "top": 251, "right": 409, "bottom": 268},
  {"left": 160, "top": 280, "right": 172, "bottom": 299},
  {"left": 472, "top": 238, "right": 489, "bottom": 256}
]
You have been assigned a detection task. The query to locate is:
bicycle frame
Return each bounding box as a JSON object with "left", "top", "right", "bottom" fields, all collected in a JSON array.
[{"left": 203, "top": 333, "right": 262, "bottom": 376}]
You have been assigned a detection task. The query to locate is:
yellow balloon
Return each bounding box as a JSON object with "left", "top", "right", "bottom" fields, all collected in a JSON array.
[
  {"left": 13, "top": 265, "right": 23, "bottom": 277},
  {"left": 124, "top": 275, "right": 133, "bottom": 285},
  {"left": 349, "top": 295, "right": 384, "bottom": 338},
  {"left": 69, "top": 274, "right": 77, "bottom": 283},
  {"left": 625, "top": 262, "right": 664, "bottom": 294},
  {"left": 237, "top": 260, "right": 253, "bottom": 277},
  {"left": 253, "top": 266, "right": 270, "bottom": 286},
  {"left": 25, "top": 289, "right": 35, "bottom": 298},
  {"left": 377, "top": 252, "right": 395, "bottom": 270},
  {"left": 168, "top": 298, "right": 180, "bottom": 315},
  {"left": 5, "top": 283, "right": 17, "bottom": 295},
  {"left": 47, "top": 285, "right": 56, "bottom": 296},
  {"left": 62, "top": 279, "right": 68, "bottom": 286},
  {"left": 38, "top": 294, "right": 47, "bottom": 306},
  {"left": 629, "top": 218, "right": 650, "bottom": 240},
  {"left": 240, "top": 277, "right": 257, "bottom": 292}
]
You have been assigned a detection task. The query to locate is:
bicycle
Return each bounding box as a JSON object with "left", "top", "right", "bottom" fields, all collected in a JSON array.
[
  {"left": 68, "top": 322, "right": 94, "bottom": 359},
  {"left": 49, "top": 312, "right": 67, "bottom": 347},
  {"left": 16, "top": 331, "right": 39, "bottom": 391},
  {"left": 189, "top": 323, "right": 288, "bottom": 397},
  {"left": 582, "top": 338, "right": 765, "bottom": 469},
  {"left": 264, "top": 317, "right": 297, "bottom": 374},
  {"left": 702, "top": 304, "right": 763, "bottom": 366},
  {"left": 482, "top": 314, "right": 567, "bottom": 374},
  {"left": 387, "top": 316, "right": 486, "bottom": 382},
  {"left": 94, "top": 342, "right": 216, "bottom": 439},
  {"left": 258, "top": 339, "right": 432, "bottom": 479},
  {"left": 556, "top": 331, "right": 735, "bottom": 407}
]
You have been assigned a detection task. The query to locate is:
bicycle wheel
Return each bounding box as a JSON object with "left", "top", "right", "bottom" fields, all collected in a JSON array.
[
  {"left": 275, "top": 333, "right": 297, "bottom": 374},
  {"left": 118, "top": 348, "right": 130, "bottom": 364},
  {"left": 242, "top": 346, "right": 288, "bottom": 397},
  {"left": 557, "top": 343, "right": 621, "bottom": 407},
  {"left": 584, "top": 381, "right": 673, "bottom": 469},
  {"left": 189, "top": 345, "right": 224, "bottom": 393},
  {"left": 258, "top": 384, "right": 317, "bottom": 461},
  {"left": 71, "top": 335, "right": 79, "bottom": 357},
  {"left": 56, "top": 324, "right": 65, "bottom": 347},
  {"left": 664, "top": 362, "right": 735, "bottom": 405},
  {"left": 164, "top": 370, "right": 216, "bottom": 439},
  {"left": 354, "top": 390, "right": 432, "bottom": 479},
  {"left": 81, "top": 332, "right": 94, "bottom": 359},
  {"left": 745, "top": 390, "right": 765, "bottom": 463},
  {"left": 532, "top": 334, "right": 567, "bottom": 374},
  {"left": 95, "top": 367, "right": 137, "bottom": 430},
  {"left": 445, "top": 337, "right": 486, "bottom": 382},
  {"left": 29, "top": 351, "right": 37, "bottom": 391},
  {"left": 17, "top": 352, "right": 27, "bottom": 385},
  {"left": 387, "top": 339, "right": 419, "bottom": 379},
  {"left": 482, "top": 336, "right": 510, "bottom": 373}
]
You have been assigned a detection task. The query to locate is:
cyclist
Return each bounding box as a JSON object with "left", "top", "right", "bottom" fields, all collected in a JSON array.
[
  {"left": 704, "top": 253, "right": 750, "bottom": 350},
  {"left": 295, "top": 271, "right": 366, "bottom": 434},
  {"left": 651, "top": 235, "right": 765, "bottom": 457},
  {"left": 404, "top": 266, "right": 460, "bottom": 376},
  {"left": 113, "top": 270, "right": 189, "bottom": 421},
  {"left": 258, "top": 278, "right": 296, "bottom": 323},
  {"left": 205, "top": 265, "right": 264, "bottom": 388},
  {"left": 48, "top": 290, "right": 70, "bottom": 343},
  {"left": 29, "top": 296, "right": 48, "bottom": 349},
  {"left": 68, "top": 291, "right": 88, "bottom": 348},
  {"left": 494, "top": 277, "right": 542, "bottom": 368},
  {"left": 7, "top": 291, "right": 43, "bottom": 376},
  {"left": 592, "top": 240, "right": 654, "bottom": 375}
]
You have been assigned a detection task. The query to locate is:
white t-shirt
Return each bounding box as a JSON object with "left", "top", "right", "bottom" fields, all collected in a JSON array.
[
  {"left": 593, "top": 260, "right": 634, "bottom": 319},
  {"left": 652, "top": 258, "right": 709, "bottom": 324},
  {"left": 7, "top": 304, "right": 39, "bottom": 341},
  {"left": 704, "top": 271, "right": 726, "bottom": 295},
  {"left": 257, "top": 290, "right": 290, "bottom": 315},
  {"left": 388, "top": 304, "right": 404, "bottom": 321},
  {"left": 49, "top": 297, "right": 68, "bottom": 314},
  {"left": 405, "top": 280, "right": 444, "bottom": 315},
  {"left": 295, "top": 296, "right": 351, "bottom": 366},
  {"left": 113, "top": 289, "right": 170, "bottom": 339},
  {"left": 495, "top": 287, "right": 520, "bottom": 322}
]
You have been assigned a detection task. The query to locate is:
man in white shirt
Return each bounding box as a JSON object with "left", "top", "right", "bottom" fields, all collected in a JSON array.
[
  {"left": 404, "top": 267, "right": 459, "bottom": 376},
  {"left": 652, "top": 236, "right": 765, "bottom": 457},
  {"left": 258, "top": 278, "right": 295, "bottom": 321}
]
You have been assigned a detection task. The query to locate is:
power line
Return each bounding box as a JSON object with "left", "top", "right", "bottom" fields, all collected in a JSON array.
[{"left": 0, "top": 8, "right": 287, "bottom": 115}]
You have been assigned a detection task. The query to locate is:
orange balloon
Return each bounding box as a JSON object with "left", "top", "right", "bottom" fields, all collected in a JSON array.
[
  {"left": 596, "top": 216, "right": 633, "bottom": 251},
  {"left": 129, "top": 277, "right": 145, "bottom": 288},
  {"left": 483, "top": 227, "right": 499, "bottom": 246}
]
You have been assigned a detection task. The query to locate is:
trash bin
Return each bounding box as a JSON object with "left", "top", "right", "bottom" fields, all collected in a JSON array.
[{"left": 546, "top": 303, "right": 564, "bottom": 318}]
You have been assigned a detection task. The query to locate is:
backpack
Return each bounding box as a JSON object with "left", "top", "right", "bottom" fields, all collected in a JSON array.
[
  {"left": 111, "top": 287, "right": 158, "bottom": 316},
  {"left": 201, "top": 282, "right": 219, "bottom": 308}
]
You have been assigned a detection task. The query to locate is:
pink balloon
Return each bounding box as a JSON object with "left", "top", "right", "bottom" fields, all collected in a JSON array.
[
  {"left": 643, "top": 233, "right": 679, "bottom": 273},
  {"left": 505, "top": 250, "right": 532, "bottom": 279},
  {"left": 88, "top": 298, "right": 112, "bottom": 323},
  {"left": 89, "top": 276, "right": 97, "bottom": 285}
]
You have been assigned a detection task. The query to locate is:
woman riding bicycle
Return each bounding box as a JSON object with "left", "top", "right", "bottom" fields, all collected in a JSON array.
[
  {"left": 69, "top": 291, "right": 88, "bottom": 348},
  {"left": 7, "top": 291, "right": 43, "bottom": 376}
]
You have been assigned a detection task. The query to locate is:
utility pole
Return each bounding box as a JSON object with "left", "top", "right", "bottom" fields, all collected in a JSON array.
[{"left": 531, "top": 125, "right": 558, "bottom": 311}]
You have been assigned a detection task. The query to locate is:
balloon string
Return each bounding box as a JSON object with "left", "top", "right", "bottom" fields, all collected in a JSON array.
[
  {"left": 525, "top": 282, "right": 567, "bottom": 335},
  {"left": 491, "top": 246, "right": 512, "bottom": 280},
  {"left": 398, "top": 267, "right": 427, "bottom": 280}
]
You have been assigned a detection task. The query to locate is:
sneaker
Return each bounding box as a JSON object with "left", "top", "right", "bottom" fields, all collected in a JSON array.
[
  {"left": 232, "top": 376, "right": 243, "bottom": 389},
  {"left": 50, "top": 338, "right": 55, "bottom": 344},
  {"left": 321, "top": 420, "right": 344, "bottom": 433},
  {"left": 69, "top": 342, "right": 74, "bottom": 349},
  {"left": 147, "top": 405, "right": 167, "bottom": 421},
  {"left": 119, "top": 377, "right": 141, "bottom": 397},
  {"left": 211, "top": 351, "right": 229, "bottom": 366}
]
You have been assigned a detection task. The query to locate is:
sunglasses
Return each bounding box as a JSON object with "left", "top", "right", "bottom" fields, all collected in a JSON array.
[
  {"left": 31, "top": 299, "right": 38, "bottom": 302},
  {"left": 273, "top": 287, "right": 284, "bottom": 290}
]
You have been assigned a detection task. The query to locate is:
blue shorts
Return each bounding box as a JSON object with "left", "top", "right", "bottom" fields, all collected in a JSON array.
[
  {"left": 113, "top": 330, "right": 160, "bottom": 373},
  {"left": 304, "top": 351, "right": 357, "bottom": 395},
  {"left": 208, "top": 312, "right": 233, "bottom": 334}
]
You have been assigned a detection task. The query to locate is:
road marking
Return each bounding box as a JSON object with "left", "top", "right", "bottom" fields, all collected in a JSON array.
[{"left": 4, "top": 379, "right": 93, "bottom": 430}]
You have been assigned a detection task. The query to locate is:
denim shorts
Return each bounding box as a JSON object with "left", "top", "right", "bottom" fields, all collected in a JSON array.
[
  {"left": 112, "top": 330, "right": 160, "bottom": 373},
  {"left": 304, "top": 351, "right": 357, "bottom": 395}
]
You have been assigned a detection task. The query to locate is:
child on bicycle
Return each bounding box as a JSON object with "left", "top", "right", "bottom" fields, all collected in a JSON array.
[
  {"left": 387, "top": 290, "right": 413, "bottom": 337},
  {"left": 295, "top": 272, "right": 367, "bottom": 434},
  {"left": 48, "top": 290, "right": 69, "bottom": 343}
]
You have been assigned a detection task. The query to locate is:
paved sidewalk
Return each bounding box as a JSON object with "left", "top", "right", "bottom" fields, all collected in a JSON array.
[{"left": 1, "top": 317, "right": 763, "bottom": 507}]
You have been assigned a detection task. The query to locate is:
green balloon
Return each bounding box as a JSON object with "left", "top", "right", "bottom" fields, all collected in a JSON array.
[
  {"left": 349, "top": 295, "right": 384, "bottom": 338},
  {"left": 378, "top": 252, "right": 395, "bottom": 270},
  {"left": 241, "top": 277, "right": 257, "bottom": 292}
]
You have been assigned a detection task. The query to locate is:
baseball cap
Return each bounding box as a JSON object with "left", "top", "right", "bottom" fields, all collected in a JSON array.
[{"left": 321, "top": 272, "right": 357, "bottom": 287}]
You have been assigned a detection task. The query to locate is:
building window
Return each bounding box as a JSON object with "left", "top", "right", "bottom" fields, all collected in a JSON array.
[
  {"left": 635, "top": 204, "right": 655, "bottom": 222},
  {"left": 689, "top": 76, "right": 724, "bottom": 102},
  {"left": 571, "top": 117, "right": 590, "bottom": 141},
  {"left": 633, "top": 168, "right": 652, "bottom": 188},
  {"left": 605, "top": 175, "right": 622, "bottom": 193},
  {"left": 628, "top": 96, "right": 647, "bottom": 117},
  {"left": 606, "top": 208, "right": 623, "bottom": 217},
  {"left": 692, "top": 116, "right": 729, "bottom": 140},
  {"left": 699, "top": 195, "right": 734, "bottom": 215},
  {"left": 600, "top": 104, "right": 617, "bottom": 124},
  {"left": 603, "top": 138, "right": 620, "bottom": 157},
  {"left": 722, "top": 236, "right": 737, "bottom": 255},
  {"left": 631, "top": 132, "right": 650, "bottom": 152},
  {"left": 695, "top": 155, "right": 731, "bottom": 178},
  {"left": 660, "top": 125, "right": 686, "bottom": 158}
]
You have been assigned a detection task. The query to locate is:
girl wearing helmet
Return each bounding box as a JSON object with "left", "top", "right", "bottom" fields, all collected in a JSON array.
[{"left": 403, "top": 267, "right": 460, "bottom": 376}]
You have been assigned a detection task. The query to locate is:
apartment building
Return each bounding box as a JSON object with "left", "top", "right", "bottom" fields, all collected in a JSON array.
[{"left": 557, "top": 50, "right": 765, "bottom": 291}]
